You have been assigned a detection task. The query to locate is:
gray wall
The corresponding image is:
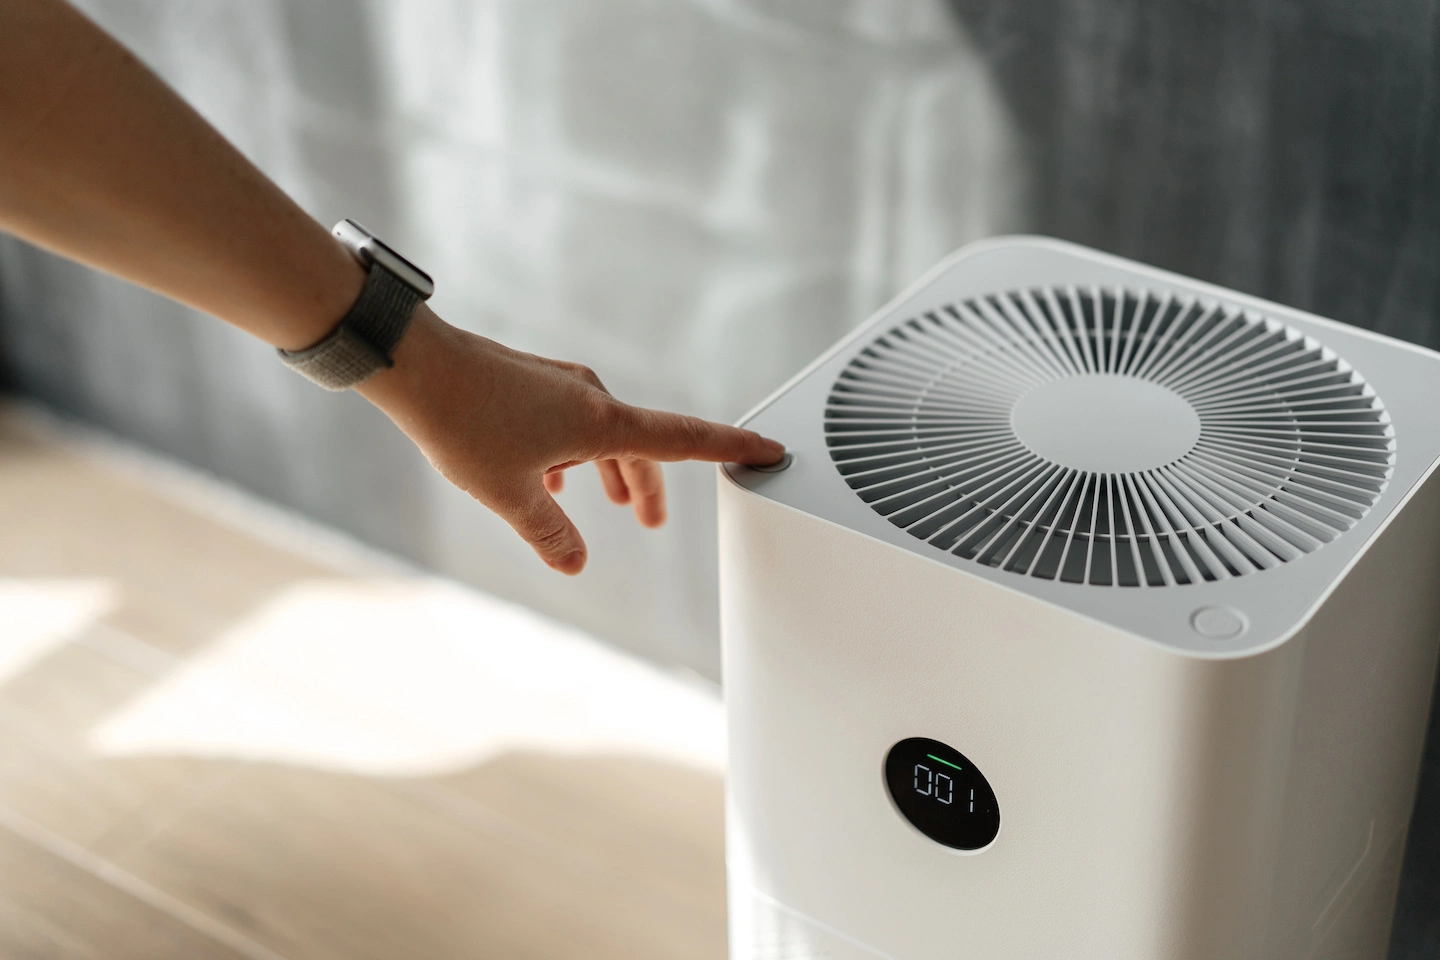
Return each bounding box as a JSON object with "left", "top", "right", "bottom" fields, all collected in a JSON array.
[{"left": 1, "top": 0, "right": 1437, "bottom": 951}]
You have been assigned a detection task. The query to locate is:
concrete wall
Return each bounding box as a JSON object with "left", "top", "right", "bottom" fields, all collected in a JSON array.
[{"left": 1, "top": 0, "right": 1437, "bottom": 951}]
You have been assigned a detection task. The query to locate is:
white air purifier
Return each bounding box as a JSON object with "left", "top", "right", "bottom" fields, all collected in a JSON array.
[{"left": 718, "top": 237, "right": 1440, "bottom": 960}]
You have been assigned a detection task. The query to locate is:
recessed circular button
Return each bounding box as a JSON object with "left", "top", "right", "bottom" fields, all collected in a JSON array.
[
  {"left": 748, "top": 452, "right": 793, "bottom": 473},
  {"left": 1191, "top": 606, "right": 1248, "bottom": 640}
]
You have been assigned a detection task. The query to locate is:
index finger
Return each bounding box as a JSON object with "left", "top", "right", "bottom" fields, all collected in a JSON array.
[{"left": 612, "top": 406, "right": 785, "bottom": 465}]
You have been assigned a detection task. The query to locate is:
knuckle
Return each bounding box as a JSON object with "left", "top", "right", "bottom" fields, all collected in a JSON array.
[
  {"left": 581, "top": 390, "right": 618, "bottom": 428},
  {"left": 678, "top": 415, "right": 710, "bottom": 449},
  {"left": 563, "top": 361, "right": 603, "bottom": 387},
  {"left": 528, "top": 516, "right": 573, "bottom": 555},
  {"left": 591, "top": 393, "right": 633, "bottom": 431}
]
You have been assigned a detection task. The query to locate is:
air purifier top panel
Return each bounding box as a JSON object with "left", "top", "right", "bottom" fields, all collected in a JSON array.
[{"left": 724, "top": 237, "right": 1440, "bottom": 657}]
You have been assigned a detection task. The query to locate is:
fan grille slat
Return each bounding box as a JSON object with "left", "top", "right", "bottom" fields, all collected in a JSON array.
[{"left": 825, "top": 286, "right": 1394, "bottom": 587}]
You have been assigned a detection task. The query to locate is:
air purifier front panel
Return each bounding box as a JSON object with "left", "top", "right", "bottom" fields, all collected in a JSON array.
[{"left": 719, "top": 238, "right": 1440, "bottom": 959}]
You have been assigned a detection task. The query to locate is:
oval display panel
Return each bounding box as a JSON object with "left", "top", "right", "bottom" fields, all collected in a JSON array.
[{"left": 884, "top": 737, "right": 1000, "bottom": 851}]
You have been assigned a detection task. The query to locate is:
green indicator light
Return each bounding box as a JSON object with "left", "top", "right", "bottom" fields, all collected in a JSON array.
[{"left": 926, "top": 753, "right": 963, "bottom": 772}]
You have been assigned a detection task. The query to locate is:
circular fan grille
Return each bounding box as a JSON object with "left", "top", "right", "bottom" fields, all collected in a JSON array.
[{"left": 826, "top": 287, "right": 1394, "bottom": 587}]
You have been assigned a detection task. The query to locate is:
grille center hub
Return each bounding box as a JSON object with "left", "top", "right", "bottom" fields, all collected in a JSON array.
[{"left": 1010, "top": 374, "right": 1201, "bottom": 474}]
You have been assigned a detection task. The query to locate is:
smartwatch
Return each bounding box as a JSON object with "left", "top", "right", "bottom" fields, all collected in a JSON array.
[{"left": 278, "top": 219, "right": 435, "bottom": 390}]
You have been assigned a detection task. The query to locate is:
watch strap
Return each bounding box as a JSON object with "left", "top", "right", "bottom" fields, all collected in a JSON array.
[{"left": 277, "top": 261, "right": 424, "bottom": 391}]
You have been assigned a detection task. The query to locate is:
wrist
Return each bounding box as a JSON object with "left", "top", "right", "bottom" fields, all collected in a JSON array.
[
  {"left": 277, "top": 220, "right": 434, "bottom": 390},
  {"left": 269, "top": 234, "right": 368, "bottom": 352},
  {"left": 355, "top": 304, "right": 471, "bottom": 427}
]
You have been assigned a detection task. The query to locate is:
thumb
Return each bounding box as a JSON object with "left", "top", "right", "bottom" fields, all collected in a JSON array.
[{"left": 504, "top": 481, "right": 588, "bottom": 574}]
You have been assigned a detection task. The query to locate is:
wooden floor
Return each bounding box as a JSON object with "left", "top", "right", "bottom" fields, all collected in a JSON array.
[{"left": 0, "top": 406, "right": 728, "bottom": 960}]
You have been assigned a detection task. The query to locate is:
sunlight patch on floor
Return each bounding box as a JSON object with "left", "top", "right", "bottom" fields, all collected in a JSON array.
[
  {"left": 88, "top": 577, "right": 724, "bottom": 777},
  {"left": 0, "top": 578, "right": 117, "bottom": 684}
]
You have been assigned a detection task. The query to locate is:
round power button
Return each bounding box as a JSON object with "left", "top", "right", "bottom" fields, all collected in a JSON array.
[
  {"left": 749, "top": 451, "right": 794, "bottom": 473},
  {"left": 1191, "top": 606, "right": 1247, "bottom": 640}
]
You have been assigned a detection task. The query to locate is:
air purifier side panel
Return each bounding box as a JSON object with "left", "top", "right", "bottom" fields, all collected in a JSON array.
[
  {"left": 1263, "top": 466, "right": 1440, "bottom": 959},
  {"left": 719, "top": 479, "right": 1305, "bottom": 960}
]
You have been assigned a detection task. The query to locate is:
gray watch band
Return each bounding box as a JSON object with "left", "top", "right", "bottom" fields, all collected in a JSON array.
[{"left": 278, "top": 220, "right": 433, "bottom": 391}]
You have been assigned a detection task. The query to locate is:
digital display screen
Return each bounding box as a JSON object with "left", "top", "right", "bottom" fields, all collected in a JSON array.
[{"left": 884, "top": 737, "right": 1000, "bottom": 850}]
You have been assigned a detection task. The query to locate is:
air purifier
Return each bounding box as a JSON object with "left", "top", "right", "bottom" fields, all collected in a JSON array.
[{"left": 718, "top": 237, "right": 1440, "bottom": 959}]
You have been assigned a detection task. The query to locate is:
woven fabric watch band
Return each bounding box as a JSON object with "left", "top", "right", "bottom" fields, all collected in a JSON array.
[{"left": 277, "top": 265, "right": 423, "bottom": 391}]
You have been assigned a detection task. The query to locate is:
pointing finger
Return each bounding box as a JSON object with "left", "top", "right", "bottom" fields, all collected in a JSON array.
[{"left": 612, "top": 406, "right": 785, "bottom": 465}]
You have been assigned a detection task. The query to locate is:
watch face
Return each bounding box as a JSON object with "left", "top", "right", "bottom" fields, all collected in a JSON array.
[{"left": 884, "top": 737, "right": 1000, "bottom": 851}]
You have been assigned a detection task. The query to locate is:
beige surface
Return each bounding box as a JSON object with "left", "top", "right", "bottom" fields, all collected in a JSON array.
[{"left": 0, "top": 408, "right": 727, "bottom": 960}]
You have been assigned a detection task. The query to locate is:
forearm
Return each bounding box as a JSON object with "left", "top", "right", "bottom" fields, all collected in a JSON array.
[{"left": 0, "top": 0, "right": 359, "bottom": 350}]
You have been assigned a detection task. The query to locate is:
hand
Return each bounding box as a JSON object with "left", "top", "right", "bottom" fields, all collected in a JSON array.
[{"left": 360, "top": 306, "right": 786, "bottom": 574}]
